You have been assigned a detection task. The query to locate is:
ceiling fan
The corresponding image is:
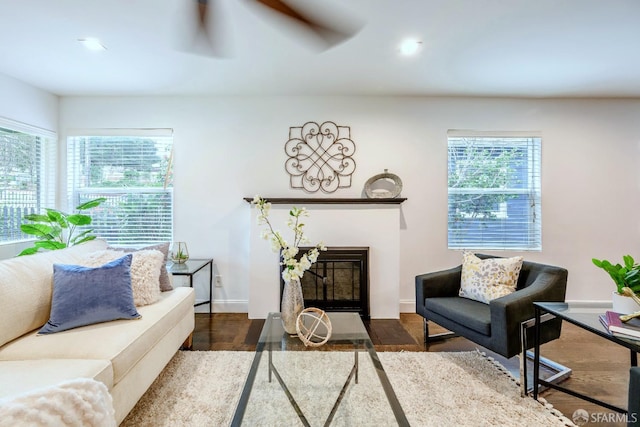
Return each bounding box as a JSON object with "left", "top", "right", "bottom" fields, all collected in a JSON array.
[{"left": 192, "top": 0, "right": 362, "bottom": 55}]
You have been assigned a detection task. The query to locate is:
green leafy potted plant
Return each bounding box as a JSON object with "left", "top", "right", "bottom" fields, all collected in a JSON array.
[
  {"left": 170, "top": 241, "right": 190, "bottom": 264},
  {"left": 592, "top": 255, "right": 640, "bottom": 313},
  {"left": 18, "top": 198, "right": 106, "bottom": 256}
]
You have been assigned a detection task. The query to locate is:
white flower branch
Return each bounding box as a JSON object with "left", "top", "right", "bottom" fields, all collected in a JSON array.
[{"left": 252, "top": 195, "right": 326, "bottom": 282}]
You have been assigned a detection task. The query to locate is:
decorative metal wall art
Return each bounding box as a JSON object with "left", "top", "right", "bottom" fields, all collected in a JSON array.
[
  {"left": 284, "top": 121, "right": 356, "bottom": 193},
  {"left": 364, "top": 169, "right": 403, "bottom": 198}
]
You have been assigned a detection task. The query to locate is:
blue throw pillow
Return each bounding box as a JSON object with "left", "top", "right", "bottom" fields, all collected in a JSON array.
[{"left": 38, "top": 254, "right": 141, "bottom": 335}]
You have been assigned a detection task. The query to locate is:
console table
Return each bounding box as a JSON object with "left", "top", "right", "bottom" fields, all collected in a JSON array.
[
  {"left": 532, "top": 302, "right": 639, "bottom": 413},
  {"left": 168, "top": 258, "right": 213, "bottom": 314}
]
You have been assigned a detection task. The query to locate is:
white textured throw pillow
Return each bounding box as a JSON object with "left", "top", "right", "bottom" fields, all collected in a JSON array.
[
  {"left": 459, "top": 252, "right": 524, "bottom": 304},
  {"left": 82, "top": 249, "right": 164, "bottom": 306},
  {"left": 0, "top": 377, "right": 116, "bottom": 427},
  {"left": 107, "top": 242, "right": 172, "bottom": 292}
]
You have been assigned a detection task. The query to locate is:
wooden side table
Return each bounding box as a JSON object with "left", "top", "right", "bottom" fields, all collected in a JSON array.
[{"left": 168, "top": 258, "right": 213, "bottom": 314}]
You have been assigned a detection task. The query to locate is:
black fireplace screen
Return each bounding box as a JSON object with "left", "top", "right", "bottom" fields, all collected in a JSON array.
[{"left": 280, "top": 247, "right": 369, "bottom": 319}]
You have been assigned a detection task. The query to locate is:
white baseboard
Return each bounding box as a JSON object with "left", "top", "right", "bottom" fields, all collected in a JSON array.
[
  {"left": 564, "top": 299, "right": 611, "bottom": 310},
  {"left": 400, "top": 299, "right": 416, "bottom": 313}
]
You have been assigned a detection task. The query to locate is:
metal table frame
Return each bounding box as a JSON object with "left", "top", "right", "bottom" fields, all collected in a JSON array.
[
  {"left": 267, "top": 338, "right": 360, "bottom": 426},
  {"left": 231, "top": 312, "right": 409, "bottom": 427},
  {"left": 167, "top": 258, "right": 213, "bottom": 314},
  {"left": 533, "top": 302, "right": 640, "bottom": 414},
  {"left": 519, "top": 314, "right": 573, "bottom": 396}
]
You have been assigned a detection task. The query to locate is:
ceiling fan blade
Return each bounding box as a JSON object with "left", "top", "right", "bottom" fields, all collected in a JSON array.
[
  {"left": 254, "top": 0, "right": 310, "bottom": 26},
  {"left": 181, "top": 0, "right": 233, "bottom": 57},
  {"left": 252, "top": 0, "right": 360, "bottom": 49},
  {"left": 197, "top": 0, "right": 208, "bottom": 32}
]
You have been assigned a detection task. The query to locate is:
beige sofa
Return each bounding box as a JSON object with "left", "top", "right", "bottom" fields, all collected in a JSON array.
[{"left": 0, "top": 240, "right": 195, "bottom": 424}]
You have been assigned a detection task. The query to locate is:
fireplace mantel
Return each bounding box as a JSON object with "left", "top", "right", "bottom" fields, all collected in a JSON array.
[{"left": 243, "top": 197, "right": 406, "bottom": 205}]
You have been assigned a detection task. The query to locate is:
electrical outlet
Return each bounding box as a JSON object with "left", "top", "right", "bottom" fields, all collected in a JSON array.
[{"left": 215, "top": 275, "right": 222, "bottom": 287}]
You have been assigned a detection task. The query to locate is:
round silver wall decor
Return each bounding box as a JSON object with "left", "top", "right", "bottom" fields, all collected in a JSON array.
[{"left": 364, "top": 169, "right": 403, "bottom": 198}]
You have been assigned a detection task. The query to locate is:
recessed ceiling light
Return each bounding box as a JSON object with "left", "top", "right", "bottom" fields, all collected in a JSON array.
[
  {"left": 78, "top": 38, "right": 107, "bottom": 51},
  {"left": 399, "top": 39, "right": 422, "bottom": 56}
]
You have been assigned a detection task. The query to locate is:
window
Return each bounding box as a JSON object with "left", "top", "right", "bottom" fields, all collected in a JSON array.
[
  {"left": 67, "top": 131, "right": 173, "bottom": 246},
  {"left": 0, "top": 121, "right": 56, "bottom": 243},
  {"left": 447, "top": 133, "right": 541, "bottom": 250}
]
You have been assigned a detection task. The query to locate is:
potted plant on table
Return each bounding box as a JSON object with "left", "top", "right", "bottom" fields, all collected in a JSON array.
[
  {"left": 592, "top": 255, "right": 640, "bottom": 314},
  {"left": 170, "top": 242, "right": 190, "bottom": 264}
]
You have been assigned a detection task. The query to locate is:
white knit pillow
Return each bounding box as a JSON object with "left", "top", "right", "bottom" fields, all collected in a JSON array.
[
  {"left": 0, "top": 378, "right": 116, "bottom": 427},
  {"left": 82, "top": 249, "right": 164, "bottom": 306},
  {"left": 459, "top": 252, "right": 524, "bottom": 304}
]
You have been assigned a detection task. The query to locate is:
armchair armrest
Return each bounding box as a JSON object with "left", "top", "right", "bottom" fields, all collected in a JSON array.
[
  {"left": 489, "top": 269, "right": 568, "bottom": 355},
  {"left": 490, "top": 270, "right": 567, "bottom": 325}
]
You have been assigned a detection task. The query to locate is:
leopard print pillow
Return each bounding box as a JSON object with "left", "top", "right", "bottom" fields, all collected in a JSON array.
[{"left": 459, "top": 251, "right": 523, "bottom": 304}]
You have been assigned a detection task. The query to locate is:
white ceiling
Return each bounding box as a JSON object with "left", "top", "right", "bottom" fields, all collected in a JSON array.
[{"left": 1, "top": 0, "right": 640, "bottom": 98}]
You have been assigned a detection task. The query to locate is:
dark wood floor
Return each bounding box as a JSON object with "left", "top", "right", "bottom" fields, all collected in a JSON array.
[{"left": 193, "top": 313, "right": 630, "bottom": 426}]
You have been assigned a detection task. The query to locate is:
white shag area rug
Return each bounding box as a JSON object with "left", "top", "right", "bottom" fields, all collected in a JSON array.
[{"left": 121, "top": 350, "right": 574, "bottom": 427}]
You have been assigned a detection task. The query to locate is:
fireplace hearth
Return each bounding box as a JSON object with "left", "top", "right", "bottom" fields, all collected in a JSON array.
[{"left": 280, "top": 247, "right": 369, "bottom": 319}]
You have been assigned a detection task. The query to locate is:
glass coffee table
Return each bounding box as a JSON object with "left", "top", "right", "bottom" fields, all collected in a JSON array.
[{"left": 231, "top": 312, "right": 409, "bottom": 426}]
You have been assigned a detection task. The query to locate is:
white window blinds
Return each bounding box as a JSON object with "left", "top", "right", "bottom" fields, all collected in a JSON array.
[
  {"left": 0, "top": 121, "right": 56, "bottom": 243},
  {"left": 67, "top": 132, "right": 173, "bottom": 246},
  {"left": 447, "top": 134, "right": 541, "bottom": 251}
]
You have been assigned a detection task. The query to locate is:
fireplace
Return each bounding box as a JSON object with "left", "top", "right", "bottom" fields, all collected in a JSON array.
[
  {"left": 280, "top": 247, "right": 369, "bottom": 319},
  {"left": 248, "top": 198, "right": 404, "bottom": 319}
]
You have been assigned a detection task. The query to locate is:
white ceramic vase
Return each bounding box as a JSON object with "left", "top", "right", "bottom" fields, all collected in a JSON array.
[
  {"left": 281, "top": 278, "right": 304, "bottom": 335},
  {"left": 612, "top": 291, "right": 640, "bottom": 314}
]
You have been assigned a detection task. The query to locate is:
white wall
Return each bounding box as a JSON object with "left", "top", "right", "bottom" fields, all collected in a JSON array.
[
  {"left": 0, "top": 73, "right": 58, "bottom": 259},
  {"left": 58, "top": 96, "right": 640, "bottom": 314},
  {"left": 0, "top": 73, "right": 58, "bottom": 132}
]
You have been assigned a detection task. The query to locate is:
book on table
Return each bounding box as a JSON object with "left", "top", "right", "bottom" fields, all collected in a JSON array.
[
  {"left": 599, "top": 314, "right": 609, "bottom": 330},
  {"left": 600, "top": 311, "right": 640, "bottom": 340}
]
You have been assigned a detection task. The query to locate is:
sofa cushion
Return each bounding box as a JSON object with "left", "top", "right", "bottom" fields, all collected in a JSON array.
[
  {"left": 0, "top": 239, "right": 109, "bottom": 347},
  {"left": 0, "top": 359, "right": 113, "bottom": 399},
  {"left": 425, "top": 297, "right": 491, "bottom": 336},
  {"left": 0, "top": 287, "right": 194, "bottom": 386},
  {"left": 38, "top": 255, "right": 141, "bottom": 335},
  {"left": 82, "top": 250, "right": 164, "bottom": 306},
  {"left": 459, "top": 251, "right": 523, "bottom": 304}
]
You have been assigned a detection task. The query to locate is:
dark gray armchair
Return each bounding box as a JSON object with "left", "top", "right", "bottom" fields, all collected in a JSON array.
[{"left": 415, "top": 255, "right": 568, "bottom": 359}]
